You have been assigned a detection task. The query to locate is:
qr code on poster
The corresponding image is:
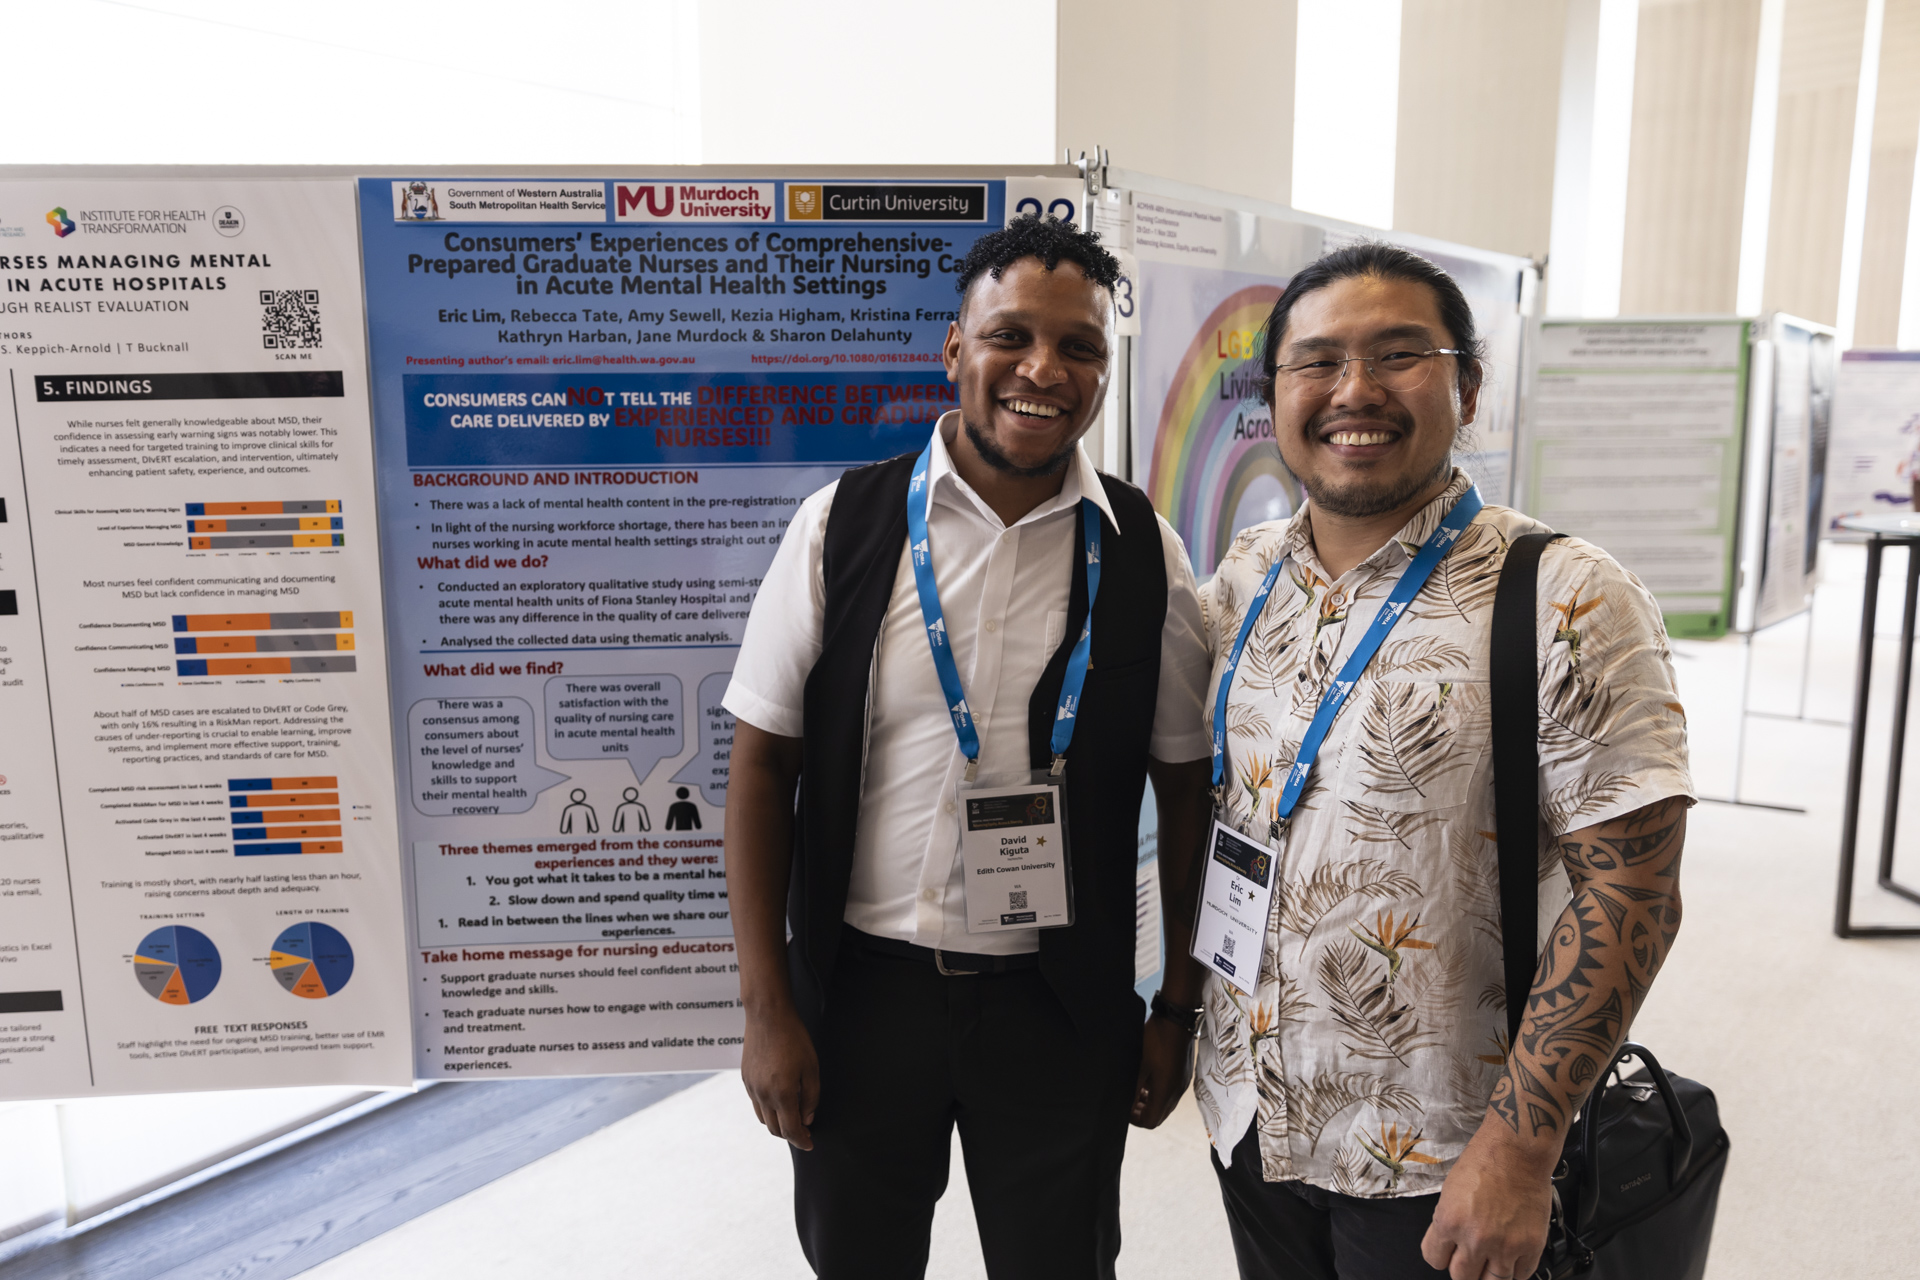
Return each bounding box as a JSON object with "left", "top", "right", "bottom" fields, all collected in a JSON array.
[
  {"left": 1220, "top": 932, "right": 1236, "bottom": 957},
  {"left": 261, "top": 289, "right": 322, "bottom": 349},
  {"left": 1009, "top": 890, "right": 1028, "bottom": 911}
]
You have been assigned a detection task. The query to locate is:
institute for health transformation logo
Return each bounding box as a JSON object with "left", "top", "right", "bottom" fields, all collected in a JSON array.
[{"left": 46, "top": 207, "right": 74, "bottom": 237}]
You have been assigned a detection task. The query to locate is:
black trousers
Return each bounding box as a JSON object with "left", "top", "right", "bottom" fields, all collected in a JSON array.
[
  {"left": 1213, "top": 1123, "right": 1447, "bottom": 1280},
  {"left": 791, "top": 935, "right": 1140, "bottom": 1280}
]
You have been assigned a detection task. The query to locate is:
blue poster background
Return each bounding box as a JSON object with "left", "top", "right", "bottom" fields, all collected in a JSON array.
[{"left": 360, "top": 177, "right": 1007, "bottom": 1079}]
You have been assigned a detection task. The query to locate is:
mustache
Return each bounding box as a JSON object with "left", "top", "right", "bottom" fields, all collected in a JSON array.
[{"left": 1305, "top": 406, "right": 1413, "bottom": 437}]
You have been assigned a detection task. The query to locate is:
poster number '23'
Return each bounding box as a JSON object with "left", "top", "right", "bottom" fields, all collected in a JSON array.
[{"left": 1010, "top": 195, "right": 1134, "bottom": 322}]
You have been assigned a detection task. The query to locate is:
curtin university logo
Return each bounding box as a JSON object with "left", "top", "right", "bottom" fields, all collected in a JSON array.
[{"left": 46, "top": 207, "right": 74, "bottom": 237}]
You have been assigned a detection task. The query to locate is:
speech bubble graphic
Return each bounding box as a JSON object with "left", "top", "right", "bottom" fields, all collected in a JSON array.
[
  {"left": 671, "top": 671, "right": 736, "bottom": 806},
  {"left": 409, "top": 696, "right": 569, "bottom": 816},
  {"left": 544, "top": 674, "right": 683, "bottom": 786}
]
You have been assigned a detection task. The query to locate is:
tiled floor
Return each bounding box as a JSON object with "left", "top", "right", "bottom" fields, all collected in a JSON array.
[{"left": 303, "top": 541, "right": 1920, "bottom": 1279}]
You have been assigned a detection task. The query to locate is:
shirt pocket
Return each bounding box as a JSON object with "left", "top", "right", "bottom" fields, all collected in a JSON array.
[{"left": 1334, "top": 678, "right": 1489, "bottom": 813}]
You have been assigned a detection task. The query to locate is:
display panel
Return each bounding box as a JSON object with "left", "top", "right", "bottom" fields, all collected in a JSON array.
[
  {"left": 0, "top": 179, "right": 412, "bottom": 1099},
  {"left": 1105, "top": 173, "right": 1532, "bottom": 580},
  {"left": 1825, "top": 349, "right": 1920, "bottom": 531},
  {"left": 1527, "top": 320, "right": 1751, "bottom": 638},
  {"left": 360, "top": 175, "right": 1048, "bottom": 1078}
]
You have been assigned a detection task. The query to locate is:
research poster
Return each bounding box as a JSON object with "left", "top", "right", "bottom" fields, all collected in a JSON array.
[
  {"left": 1118, "top": 188, "right": 1529, "bottom": 579},
  {"left": 361, "top": 175, "right": 1070, "bottom": 1078},
  {"left": 0, "top": 180, "right": 412, "bottom": 1100},
  {"left": 1824, "top": 349, "right": 1920, "bottom": 531},
  {"left": 1527, "top": 320, "right": 1749, "bottom": 638},
  {"left": 1744, "top": 314, "right": 1831, "bottom": 630}
]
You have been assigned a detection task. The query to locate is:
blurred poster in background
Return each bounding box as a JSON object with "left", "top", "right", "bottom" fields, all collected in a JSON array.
[
  {"left": 1105, "top": 179, "right": 1531, "bottom": 583},
  {"left": 1826, "top": 349, "right": 1920, "bottom": 531}
]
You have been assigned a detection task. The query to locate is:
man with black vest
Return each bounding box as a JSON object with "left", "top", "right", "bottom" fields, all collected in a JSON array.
[{"left": 722, "top": 216, "right": 1214, "bottom": 1280}]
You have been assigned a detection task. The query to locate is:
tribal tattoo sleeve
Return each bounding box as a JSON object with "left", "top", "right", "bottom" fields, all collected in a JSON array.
[{"left": 1487, "top": 795, "right": 1687, "bottom": 1142}]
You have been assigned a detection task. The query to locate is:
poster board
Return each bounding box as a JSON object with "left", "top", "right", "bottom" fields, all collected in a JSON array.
[
  {"left": 0, "top": 179, "right": 413, "bottom": 1099},
  {"left": 1100, "top": 168, "right": 1534, "bottom": 580},
  {"left": 360, "top": 173, "right": 1078, "bottom": 1080},
  {"left": 1526, "top": 320, "right": 1751, "bottom": 638},
  {"left": 1734, "top": 313, "right": 1833, "bottom": 633},
  {"left": 1823, "top": 349, "right": 1920, "bottom": 531}
]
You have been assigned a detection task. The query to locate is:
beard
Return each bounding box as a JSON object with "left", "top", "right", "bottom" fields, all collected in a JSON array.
[
  {"left": 1298, "top": 409, "right": 1455, "bottom": 518},
  {"left": 963, "top": 415, "right": 1077, "bottom": 479}
]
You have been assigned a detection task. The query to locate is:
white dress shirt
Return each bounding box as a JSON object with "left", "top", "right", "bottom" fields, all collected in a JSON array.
[{"left": 724, "top": 411, "right": 1212, "bottom": 955}]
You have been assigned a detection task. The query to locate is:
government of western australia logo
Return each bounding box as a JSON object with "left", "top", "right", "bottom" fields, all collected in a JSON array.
[
  {"left": 46, "top": 207, "right": 74, "bottom": 237},
  {"left": 399, "top": 182, "right": 441, "bottom": 220}
]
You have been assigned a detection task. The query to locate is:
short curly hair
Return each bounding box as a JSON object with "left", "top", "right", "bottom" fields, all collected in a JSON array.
[{"left": 953, "top": 214, "right": 1121, "bottom": 305}]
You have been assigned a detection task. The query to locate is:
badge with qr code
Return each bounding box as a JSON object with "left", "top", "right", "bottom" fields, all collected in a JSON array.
[
  {"left": 1191, "top": 819, "right": 1278, "bottom": 997},
  {"left": 958, "top": 778, "right": 1072, "bottom": 933}
]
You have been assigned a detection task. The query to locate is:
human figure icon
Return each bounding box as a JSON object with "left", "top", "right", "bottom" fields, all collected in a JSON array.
[
  {"left": 665, "top": 786, "right": 702, "bottom": 830},
  {"left": 613, "top": 787, "right": 651, "bottom": 833},
  {"left": 559, "top": 788, "right": 598, "bottom": 834}
]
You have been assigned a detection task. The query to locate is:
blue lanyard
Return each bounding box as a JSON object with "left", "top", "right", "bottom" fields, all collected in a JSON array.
[
  {"left": 1210, "top": 486, "right": 1484, "bottom": 821},
  {"left": 908, "top": 442, "right": 1101, "bottom": 781}
]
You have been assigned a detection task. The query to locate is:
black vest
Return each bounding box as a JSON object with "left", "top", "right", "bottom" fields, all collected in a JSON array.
[{"left": 790, "top": 451, "right": 1167, "bottom": 1034}]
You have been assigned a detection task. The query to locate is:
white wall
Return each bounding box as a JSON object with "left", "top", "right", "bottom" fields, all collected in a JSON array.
[
  {"left": 0, "top": 0, "right": 1059, "bottom": 168},
  {"left": 1055, "top": 0, "right": 1297, "bottom": 207},
  {"left": 0, "top": 1, "right": 702, "bottom": 164},
  {"left": 698, "top": 0, "right": 1058, "bottom": 165}
]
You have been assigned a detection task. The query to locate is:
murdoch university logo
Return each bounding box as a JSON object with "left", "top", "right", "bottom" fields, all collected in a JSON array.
[
  {"left": 618, "top": 185, "right": 676, "bottom": 219},
  {"left": 787, "top": 185, "right": 823, "bottom": 220},
  {"left": 398, "top": 182, "right": 441, "bottom": 221},
  {"left": 46, "top": 207, "right": 74, "bottom": 237}
]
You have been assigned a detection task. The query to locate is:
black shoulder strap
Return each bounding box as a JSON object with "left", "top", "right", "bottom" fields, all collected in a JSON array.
[{"left": 1491, "top": 531, "right": 1564, "bottom": 1045}]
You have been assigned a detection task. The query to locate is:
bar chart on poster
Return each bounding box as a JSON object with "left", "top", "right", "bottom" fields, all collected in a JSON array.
[{"left": 0, "top": 179, "right": 412, "bottom": 1100}]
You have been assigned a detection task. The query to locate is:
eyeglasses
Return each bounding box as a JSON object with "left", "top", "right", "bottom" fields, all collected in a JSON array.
[{"left": 1276, "top": 348, "right": 1468, "bottom": 393}]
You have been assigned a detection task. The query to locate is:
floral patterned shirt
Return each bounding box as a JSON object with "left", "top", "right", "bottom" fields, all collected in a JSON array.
[{"left": 1192, "top": 470, "right": 1693, "bottom": 1198}]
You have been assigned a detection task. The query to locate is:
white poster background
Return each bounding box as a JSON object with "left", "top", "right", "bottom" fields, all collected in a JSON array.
[
  {"left": 0, "top": 181, "right": 412, "bottom": 1099},
  {"left": 1528, "top": 321, "right": 1747, "bottom": 626},
  {"left": 1825, "top": 350, "right": 1920, "bottom": 530}
]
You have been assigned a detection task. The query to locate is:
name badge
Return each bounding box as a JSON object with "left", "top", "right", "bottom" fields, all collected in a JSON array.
[
  {"left": 959, "top": 781, "right": 1072, "bottom": 933},
  {"left": 1191, "top": 819, "right": 1277, "bottom": 997}
]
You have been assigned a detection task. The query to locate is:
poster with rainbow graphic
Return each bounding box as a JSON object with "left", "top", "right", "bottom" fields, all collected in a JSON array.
[
  {"left": 1144, "top": 282, "right": 1300, "bottom": 578},
  {"left": 1126, "top": 189, "right": 1529, "bottom": 583}
]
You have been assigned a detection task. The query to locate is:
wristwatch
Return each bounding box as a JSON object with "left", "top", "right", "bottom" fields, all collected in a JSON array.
[{"left": 1149, "top": 992, "right": 1202, "bottom": 1036}]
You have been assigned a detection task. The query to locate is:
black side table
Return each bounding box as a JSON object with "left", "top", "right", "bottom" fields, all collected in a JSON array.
[{"left": 1835, "top": 514, "right": 1920, "bottom": 937}]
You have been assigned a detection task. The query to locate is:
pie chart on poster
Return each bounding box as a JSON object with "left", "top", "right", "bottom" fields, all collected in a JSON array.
[
  {"left": 134, "top": 926, "right": 222, "bottom": 1005},
  {"left": 270, "top": 921, "right": 354, "bottom": 999}
]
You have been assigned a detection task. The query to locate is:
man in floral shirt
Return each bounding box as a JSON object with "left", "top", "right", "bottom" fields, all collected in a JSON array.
[{"left": 1180, "top": 244, "right": 1692, "bottom": 1280}]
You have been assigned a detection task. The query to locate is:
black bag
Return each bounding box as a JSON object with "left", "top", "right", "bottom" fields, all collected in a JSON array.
[{"left": 1491, "top": 532, "right": 1731, "bottom": 1280}]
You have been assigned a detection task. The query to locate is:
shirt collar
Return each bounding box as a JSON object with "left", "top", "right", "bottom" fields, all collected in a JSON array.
[
  {"left": 927, "top": 409, "right": 1117, "bottom": 531},
  {"left": 1283, "top": 467, "right": 1475, "bottom": 575}
]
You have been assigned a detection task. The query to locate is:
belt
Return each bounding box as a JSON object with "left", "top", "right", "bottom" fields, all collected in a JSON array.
[{"left": 841, "top": 925, "right": 1041, "bottom": 976}]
